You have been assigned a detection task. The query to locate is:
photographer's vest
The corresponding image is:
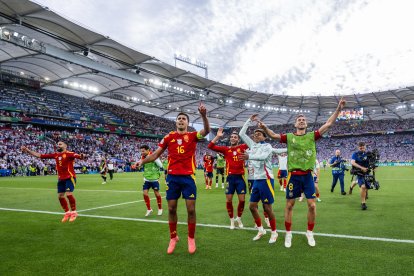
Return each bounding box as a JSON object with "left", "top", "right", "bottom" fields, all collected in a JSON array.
[{"left": 287, "top": 132, "right": 317, "bottom": 172}]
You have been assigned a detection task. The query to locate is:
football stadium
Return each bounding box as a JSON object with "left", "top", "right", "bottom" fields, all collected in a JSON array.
[{"left": 1, "top": 0, "right": 413, "bottom": 275}]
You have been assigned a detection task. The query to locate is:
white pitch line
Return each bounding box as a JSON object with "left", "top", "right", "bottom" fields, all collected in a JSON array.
[
  {"left": 0, "top": 187, "right": 168, "bottom": 194},
  {"left": 77, "top": 200, "right": 142, "bottom": 212},
  {"left": 77, "top": 196, "right": 166, "bottom": 212},
  {"left": 1, "top": 207, "right": 413, "bottom": 244}
]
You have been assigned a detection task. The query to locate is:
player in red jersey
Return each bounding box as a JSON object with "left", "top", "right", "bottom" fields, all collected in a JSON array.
[
  {"left": 21, "top": 141, "right": 85, "bottom": 222},
  {"left": 208, "top": 128, "right": 249, "bottom": 229},
  {"left": 136, "top": 103, "right": 210, "bottom": 254},
  {"left": 203, "top": 153, "right": 214, "bottom": 189}
]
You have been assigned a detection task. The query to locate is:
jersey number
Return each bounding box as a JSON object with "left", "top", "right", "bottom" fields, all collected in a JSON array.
[
  {"left": 58, "top": 160, "right": 62, "bottom": 167},
  {"left": 232, "top": 156, "right": 238, "bottom": 161},
  {"left": 177, "top": 146, "right": 185, "bottom": 154}
]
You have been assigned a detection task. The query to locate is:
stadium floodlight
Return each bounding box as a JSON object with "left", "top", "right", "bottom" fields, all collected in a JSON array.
[
  {"left": 3, "top": 30, "right": 9, "bottom": 36},
  {"left": 13, "top": 32, "right": 18, "bottom": 37},
  {"left": 44, "top": 77, "right": 49, "bottom": 81},
  {"left": 63, "top": 80, "right": 69, "bottom": 85},
  {"left": 20, "top": 71, "right": 24, "bottom": 75}
]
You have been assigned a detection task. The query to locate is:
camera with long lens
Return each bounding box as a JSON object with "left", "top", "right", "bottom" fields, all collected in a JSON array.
[{"left": 351, "top": 149, "right": 380, "bottom": 190}]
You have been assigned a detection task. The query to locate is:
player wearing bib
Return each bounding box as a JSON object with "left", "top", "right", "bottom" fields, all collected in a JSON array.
[
  {"left": 100, "top": 156, "right": 108, "bottom": 184},
  {"left": 260, "top": 97, "right": 346, "bottom": 248},
  {"left": 134, "top": 145, "right": 164, "bottom": 217},
  {"left": 240, "top": 115, "right": 287, "bottom": 244},
  {"left": 21, "top": 141, "right": 85, "bottom": 223},
  {"left": 277, "top": 153, "right": 288, "bottom": 191},
  {"left": 136, "top": 104, "right": 210, "bottom": 255},
  {"left": 208, "top": 128, "right": 248, "bottom": 230},
  {"left": 215, "top": 153, "right": 226, "bottom": 188}
]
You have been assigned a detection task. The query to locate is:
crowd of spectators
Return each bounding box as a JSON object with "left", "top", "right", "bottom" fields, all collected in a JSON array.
[
  {"left": 1, "top": 84, "right": 413, "bottom": 177},
  {"left": 0, "top": 85, "right": 194, "bottom": 136}
]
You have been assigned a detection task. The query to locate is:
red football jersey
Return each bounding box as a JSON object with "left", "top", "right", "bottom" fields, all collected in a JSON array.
[
  {"left": 40, "top": 151, "right": 82, "bottom": 180},
  {"left": 208, "top": 143, "right": 248, "bottom": 175},
  {"left": 158, "top": 131, "right": 202, "bottom": 175},
  {"left": 203, "top": 155, "right": 214, "bottom": 172}
]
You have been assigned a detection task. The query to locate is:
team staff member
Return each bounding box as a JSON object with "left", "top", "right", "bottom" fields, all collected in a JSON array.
[
  {"left": 260, "top": 97, "right": 346, "bottom": 248},
  {"left": 208, "top": 128, "right": 248, "bottom": 230},
  {"left": 277, "top": 152, "right": 288, "bottom": 191},
  {"left": 329, "top": 150, "right": 347, "bottom": 195},
  {"left": 21, "top": 141, "right": 85, "bottom": 222},
  {"left": 107, "top": 158, "right": 115, "bottom": 180},
  {"left": 351, "top": 142, "right": 370, "bottom": 210},
  {"left": 136, "top": 103, "right": 210, "bottom": 255}
]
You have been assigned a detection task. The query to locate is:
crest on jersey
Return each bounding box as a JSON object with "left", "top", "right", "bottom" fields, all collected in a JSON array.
[
  {"left": 236, "top": 148, "right": 241, "bottom": 153},
  {"left": 62, "top": 154, "right": 66, "bottom": 159},
  {"left": 58, "top": 157, "right": 62, "bottom": 160},
  {"left": 233, "top": 151, "right": 237, "bottom": 155},
  {"left": 177, "top": 139, "right": 182, "bottom": 145},
  {"left": 183, "top": 135, "right": 189, "bottom": 143}
]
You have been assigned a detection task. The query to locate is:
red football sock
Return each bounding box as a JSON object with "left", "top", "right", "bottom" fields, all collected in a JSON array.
[
  {"left": 255, "top": 218, "right": 262, "bottom": 228},
  {"left": 156, "top": 195, "right": 162, "bottom": 209},
  {"left": 143, "top": 195, "right": 151, "bottom": 210},
  {"left": 285, "top": 221, "right": 292, "bottom": 231},
  {"left": 169, "top": 221, "right": 177, "bottom": 239},
  {"left": 237, "top": 201, "right": 245, "bottom": 217},
  {"left": 316, "top": 193, "right": 320, "bottom": 198},
  {"left": 308, "top": 222, "right": 315, "bottom": 231},
  {"left": 283, "top": 179, "right": 287, "bottom": 189},
  {"left": 188, "top": 222, "right": 196, "bottom": 239},
  {"left": 59, "top": 197, "right": 69, "bottom": 212},
  {"left": 66, "top": 194, "right": 76, "bottom": 211},
  {"left": 263, "top": 212, "right": 269, "bottom": 218},
  {"left": 226, "top": 202, "right": 234, "bottom": 218},
  {"left": 269, "top": 218, "right": 277, "bottom": 231}
]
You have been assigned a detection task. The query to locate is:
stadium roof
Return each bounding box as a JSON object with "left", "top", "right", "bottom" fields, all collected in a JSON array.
[{"left": 1, "top": 0, "right": 413, "bottom": 127}]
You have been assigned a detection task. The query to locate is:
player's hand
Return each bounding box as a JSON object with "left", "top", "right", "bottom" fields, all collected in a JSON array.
[
  {"left": 80, "top": 153, "right": 86, "bottom": 159},
  {"left": 217, "top": 127, "right": 224, "bottom": 138},
  {"left": 21, "top": 146, "right": 28, "bottom": 153},
  {"left": 361, "top": 167, "right": 368, "bottom": 173},
  {"left": 198, "top": 102, "right": 207, "bottom": 116},
  {"left": 337, "top": 97, "right": 346, "bottom": 111},
  {"left": 250, "top": 114, "right": 259, "bottom": 122},
  {"left": 258, "top": 120, "right": 268, "bottom": 130},
  {"left": 239, "top": 153, "right": 249, "bottom": 160}
]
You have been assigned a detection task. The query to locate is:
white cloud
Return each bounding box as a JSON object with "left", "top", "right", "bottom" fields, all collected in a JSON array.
[{"left": 37, "top": 0, "right": 414, "bottom": 95}]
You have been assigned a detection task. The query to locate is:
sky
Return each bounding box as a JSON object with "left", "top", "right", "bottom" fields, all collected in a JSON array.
[{"left": 36, "top": 0, "right": 414, "bottom": 96}]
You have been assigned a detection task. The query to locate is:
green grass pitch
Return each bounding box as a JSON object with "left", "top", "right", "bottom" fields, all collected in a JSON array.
[{"left": 1, "top": 167, "right": 413, "bottom": 275}]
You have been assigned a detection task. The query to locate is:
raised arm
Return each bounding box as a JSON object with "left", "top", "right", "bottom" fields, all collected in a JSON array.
[
  {"left": 210, "top": 127, "right": 224, "bottom": 144},
  {"left": 21, "top": 146, "right": 41, "bottom": 158},
  {"left": 239, "top": 115, "right": 256, "bottom": 148},
  {"left": 318, "top": 97, "right": 346, "bottom": 136},
  {"left": 258, "top": 121, "right": 281, "bottom": 141},
  {"left": 137, "top": 147, "right": 166, "bottom": 167},
  {"left": 198, "top": 103, "right": 210, "bottom": 137},
  {"left": 272, "top": 148, "right": 287, "bottom": 155}
]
